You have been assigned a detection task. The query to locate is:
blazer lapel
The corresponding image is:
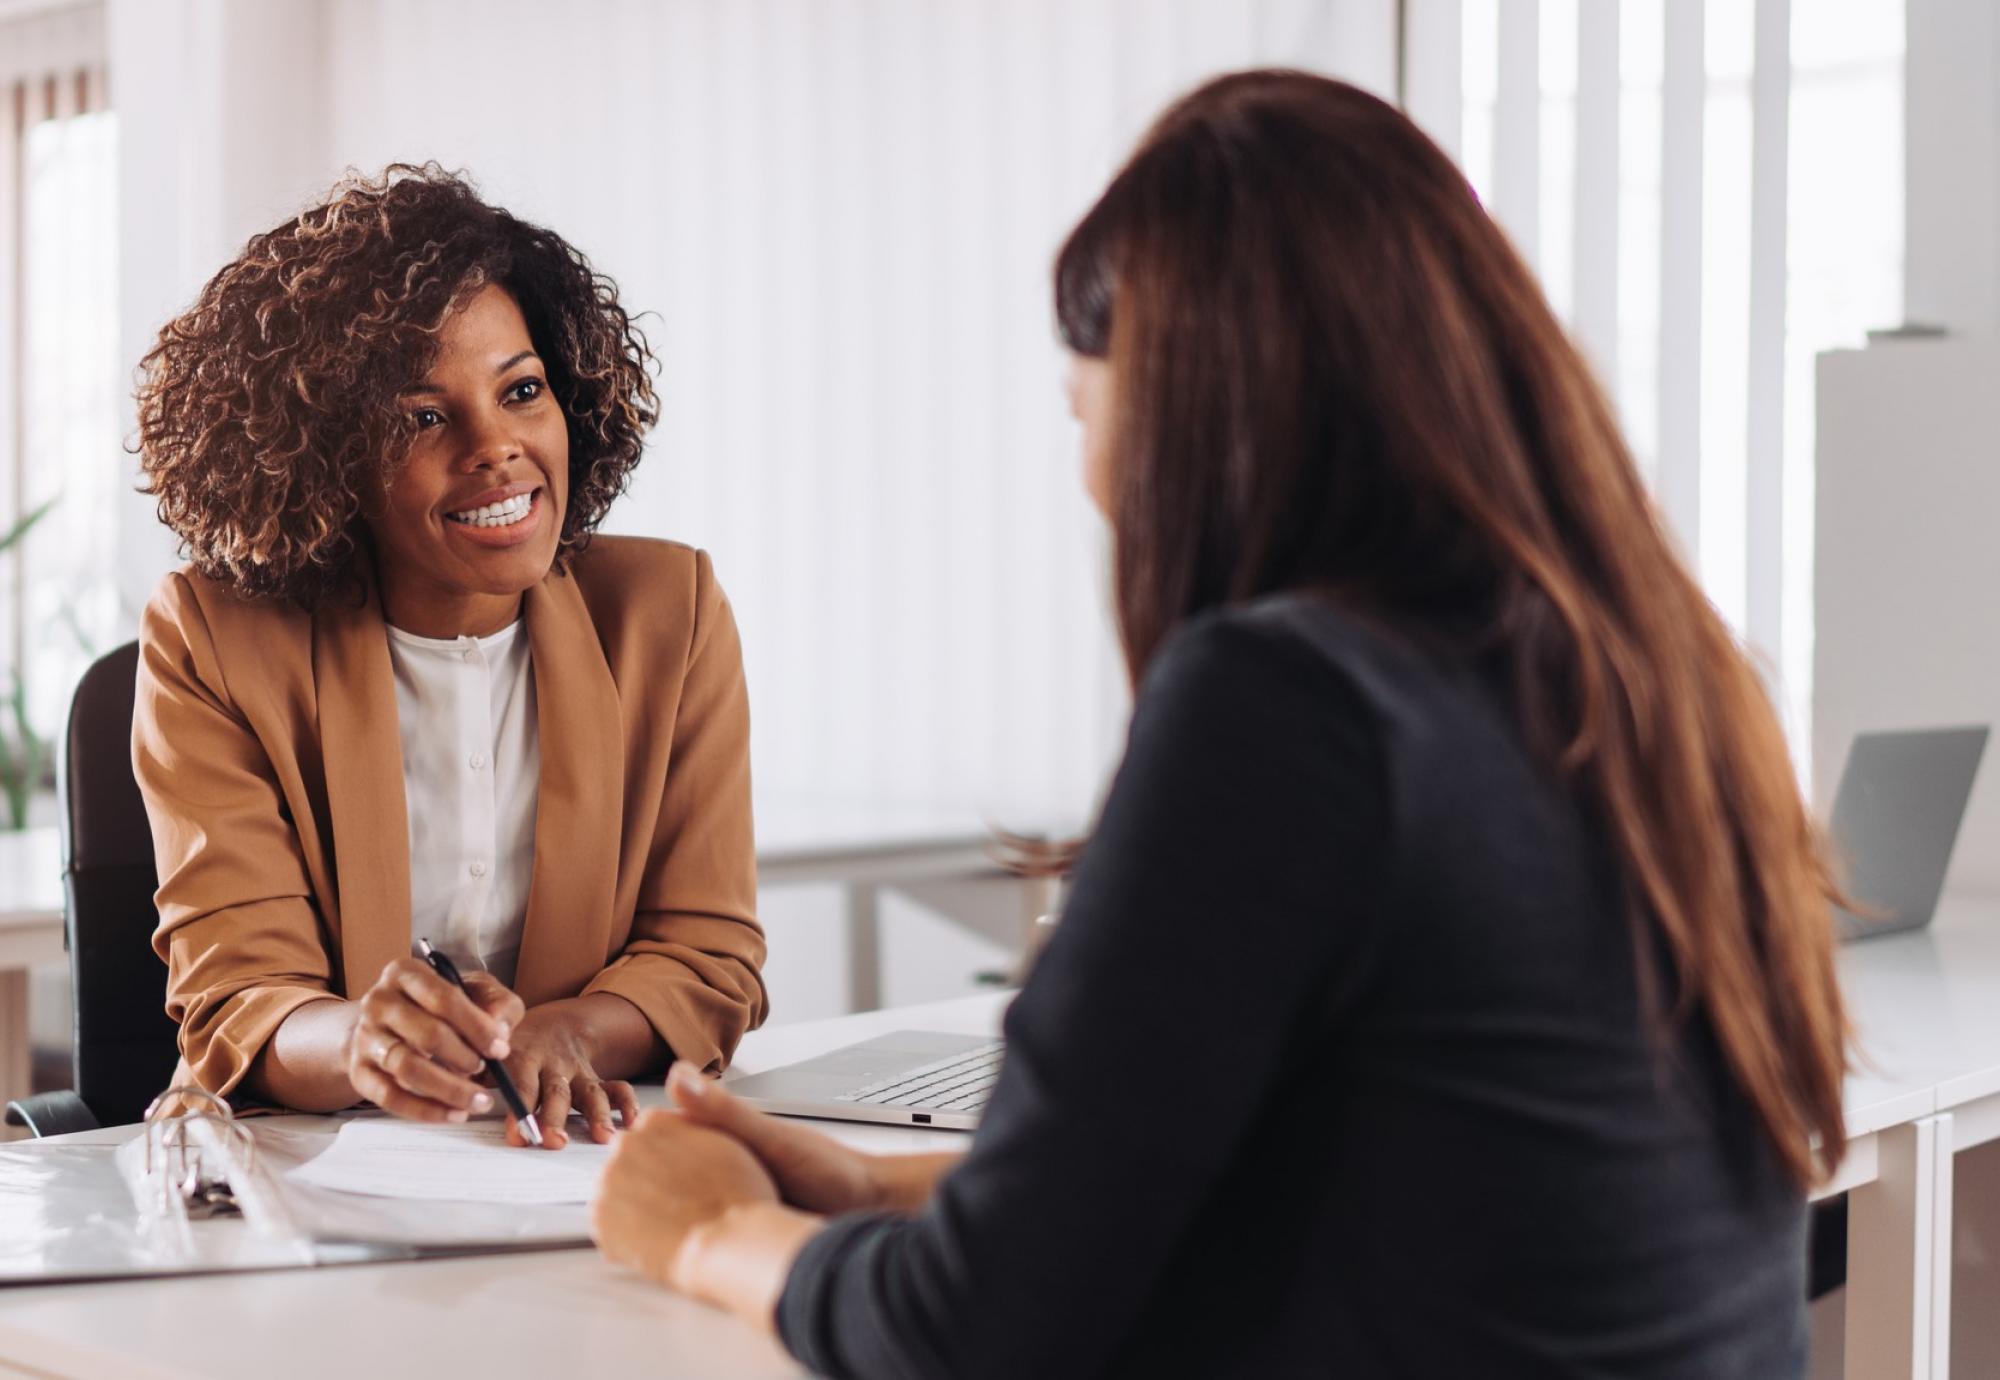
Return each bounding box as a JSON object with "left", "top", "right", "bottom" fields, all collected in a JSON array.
[
  {"left": 313, "top": 583, "right": 414, "bottom": 998},
  {"left": 512, "top": 571, "right": 625, "bottom": 1006}
]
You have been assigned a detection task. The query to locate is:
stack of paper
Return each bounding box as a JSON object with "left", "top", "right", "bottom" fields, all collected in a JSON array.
[{"left": 288, "top": 1119, "right": 613, "bottom": 1205}]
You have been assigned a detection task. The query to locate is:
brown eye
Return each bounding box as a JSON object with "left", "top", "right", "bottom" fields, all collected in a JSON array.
[
  {"left": 412, "top": 407, "right": 445, "bottom": 429},
  {"left": 508, "top": 378, "right": 544, "bottom": 403}
]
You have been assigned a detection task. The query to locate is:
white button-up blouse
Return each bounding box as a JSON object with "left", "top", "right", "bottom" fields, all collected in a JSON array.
[{"left": 384, "top": 618, "right": 540, "bottom": 990}]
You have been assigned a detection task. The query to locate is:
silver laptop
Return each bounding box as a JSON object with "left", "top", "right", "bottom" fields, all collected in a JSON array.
[
  {"left": 729, "top": 1030, "right": 1003, "bottom": 1129},
  {"left": 1832, "top": 726, "right": 1988, "bottom": 941}
]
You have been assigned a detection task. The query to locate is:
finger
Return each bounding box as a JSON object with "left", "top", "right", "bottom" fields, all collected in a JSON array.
[
  {"left": 668, "top": 1061, "right": 766, "bottom": 1135},
  {"left": 391, "top": 961, "right": 511, "bottom": 1059},
  {"left": 575, "top": 1079, "right": 617, "bottom": 1145},
  {"left": 351, "top": 1054, "right": 465, "bottom": 1123},
  {"left": 460, "top": 971, "right": 527, "bottom": 1032},
  {"left": 374, "top": 994, "right": 487, "bottom": 1079},
  {"left": 609, "top": 1080, "right": 642, "bottom": 1130},
  {"left": 503, "top": 1052, "right": 543, "bottom": 1147},
  {"left": 537, "top": 1069, "right": 574, "bottom": 1149},
  {"left": 370, "top": 1032, "right": 493, "bottom": 1113}
]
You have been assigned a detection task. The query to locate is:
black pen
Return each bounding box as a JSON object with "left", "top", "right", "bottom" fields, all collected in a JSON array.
[{"left": 418, "top": 937, "right": 543, "bottom": 1147}]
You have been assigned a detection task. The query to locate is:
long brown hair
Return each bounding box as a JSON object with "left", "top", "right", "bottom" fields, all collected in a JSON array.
[{"left": 1056, "top": 70, "right": 1846, "bottom": 1188}]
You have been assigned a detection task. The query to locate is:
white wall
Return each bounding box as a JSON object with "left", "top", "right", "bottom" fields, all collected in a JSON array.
[
  {"left": 110, "top": 0, "right": 1399, "bottom": 832},
  {"left": 1814, "top": 340, "right": 2000, "bottom": 890},
  {"left": 103, "top": 0, "right": 1400, "bottom": 1018},
  {"left": 1811, "top": 0, "right": 2000, "bottom": 892}
]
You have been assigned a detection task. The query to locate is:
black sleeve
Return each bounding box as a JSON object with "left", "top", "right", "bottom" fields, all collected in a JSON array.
[{"left": 775, "top": 613, "right": 1395, "bottom": 1380}]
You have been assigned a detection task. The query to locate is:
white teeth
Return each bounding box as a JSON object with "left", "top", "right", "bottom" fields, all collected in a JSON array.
[{"left": 448, "top": 492, "right": 534, "bottom": 528}]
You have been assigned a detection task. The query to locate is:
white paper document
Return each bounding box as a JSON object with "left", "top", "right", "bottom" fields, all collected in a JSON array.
[{"left": 288, "top": 1118, "right": 613, "bottom": 1205}]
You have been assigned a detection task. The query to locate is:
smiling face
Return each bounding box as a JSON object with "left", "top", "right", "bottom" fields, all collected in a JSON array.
[{"left": 366, "top": 282, "right": 570, "bottom": 637}]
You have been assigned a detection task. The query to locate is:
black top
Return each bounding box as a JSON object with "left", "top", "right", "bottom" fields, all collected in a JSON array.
[{"left": 777, "top": 595, "right": 1806, "bottom": 1379}]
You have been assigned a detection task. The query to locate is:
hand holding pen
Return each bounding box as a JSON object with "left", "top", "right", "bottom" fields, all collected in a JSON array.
[
  {"left": 342, "top": 942, "right": 532, "bottom": 1141},
  {"left": 419, "top": 939, "right": 544, "bottom": 1147}
]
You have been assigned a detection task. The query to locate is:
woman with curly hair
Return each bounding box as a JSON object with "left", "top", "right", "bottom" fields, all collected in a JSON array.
[{"left": 133, "top": 165, "right": 766, "bottom": 1147}]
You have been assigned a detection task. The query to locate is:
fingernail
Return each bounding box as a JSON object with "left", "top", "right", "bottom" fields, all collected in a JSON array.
[
  {"left": 672, "top": 1062, "right": 706, "bottom": 1096},
  {"left": 448, "top": 1110, "right": 469, "bottom": 1123},
  {"left": 488, "top": 1038, "right": 510, "bottom": 1059},
  {"left": 472, "top": 1092, "right": 493, "bottom": 1112}
]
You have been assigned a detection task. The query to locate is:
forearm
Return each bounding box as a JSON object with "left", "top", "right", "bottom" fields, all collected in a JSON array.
[
  {"left": 247, "top": 997, "right": 361, "bottom": 1112},
  {"left": 675, "top": 1202, "right": 825, "bottom": 1334},
  {"left": 869, "top": 1151, "right": 964, "bottom": 1214},
  {"left": 542, "top": 991, "right": 668, "bottom": 1081}
]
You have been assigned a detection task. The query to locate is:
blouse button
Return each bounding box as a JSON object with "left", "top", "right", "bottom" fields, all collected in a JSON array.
[
  {"left": 469, "top": 752, "right": 487, "bottom": 770},
  {"left": 469, "top": 860, "right": 487, "bottom": 878}
]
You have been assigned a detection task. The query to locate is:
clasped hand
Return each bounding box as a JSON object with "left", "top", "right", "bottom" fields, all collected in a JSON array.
[
  {"left": 593, "top": 1064, "right": 903, "bottom": 1302},
  {"left": 342, "top": 957, "right": 641, "bottom": 1146}
]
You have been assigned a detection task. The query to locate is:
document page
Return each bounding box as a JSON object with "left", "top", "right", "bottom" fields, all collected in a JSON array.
[{"left": 288, "top": 1118, "right": 614, "bottom": 1204}]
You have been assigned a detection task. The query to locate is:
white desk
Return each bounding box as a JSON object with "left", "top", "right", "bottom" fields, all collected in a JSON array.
[
  {"left": 0, "top": 992, "right": 1005, "bottom": 1379},
  {"left": 1822, "top": 896, "right": 2000, "bottom": 1378},
  {"left": 0, "top": 830, "right": 64, "bottom": 1112},
  {"left": 7, "top": 906, "right": 1996, "bottom": 1379},
  {"left": 756, "top": 802, "right": 1044, "bottom": 1013}
]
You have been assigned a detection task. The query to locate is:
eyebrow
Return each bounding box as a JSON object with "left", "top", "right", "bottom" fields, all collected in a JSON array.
[{"left": 398, "top": 350, "right": 543, "bottom": 397}]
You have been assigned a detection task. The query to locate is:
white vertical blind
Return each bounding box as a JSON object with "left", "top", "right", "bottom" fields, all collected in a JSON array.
[
  {"left": 0, "top": 0, "right": 116, "bottom": 736},
  {"left": 1657, "top": 0, "right": 1705, "bottom": 559},
  {"left": 1451, "top": 0, "right": 1905, "bottom": 766},
  {"left": 1401, "top": 0, "right": 1464, "bottom": 158},
  {"left": 1572, "top": 2, "right": 1619, "bottom": 383},
  {"left": 2, "top": 79, "right": 21, "bottom": 681},
  {"left": 315, "top": 0, "right": 1399, "bottom": 829},
  {"left": 1745, "top": 0, "right": 1791, "bottom": 662},
  {"left": 1492, "top": 0, "right": 1541, "bottom": 267}
]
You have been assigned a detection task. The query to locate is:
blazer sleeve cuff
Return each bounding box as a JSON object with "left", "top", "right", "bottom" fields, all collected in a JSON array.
[
  {"left": 580, "top": 956, "right": 754, "bottom": 1073},
  {"left": 180, "top": 986, "right": 346, "bottom": 1102}
]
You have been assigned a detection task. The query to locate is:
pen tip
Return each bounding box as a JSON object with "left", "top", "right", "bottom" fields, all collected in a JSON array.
[{"left": 522, "top": 1114, "right": 544, "bottom": 1147}]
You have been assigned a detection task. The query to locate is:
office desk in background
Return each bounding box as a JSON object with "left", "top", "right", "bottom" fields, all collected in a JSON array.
[
  {"left": 0, "top": 830, "right": 65, "bottom": 1114},
  {"left": 0, "top": 806, "right": 1046, "bottom": 1111}
]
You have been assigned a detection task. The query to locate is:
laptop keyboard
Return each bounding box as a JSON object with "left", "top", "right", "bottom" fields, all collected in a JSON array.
[{"left": 835, "top": 1041, "right": 1005, "bottom": 1113}]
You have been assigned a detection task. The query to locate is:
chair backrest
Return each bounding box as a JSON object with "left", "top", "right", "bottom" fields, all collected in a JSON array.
[{"left": 59, "top": 640, "right": 180, "bottom": 1126}]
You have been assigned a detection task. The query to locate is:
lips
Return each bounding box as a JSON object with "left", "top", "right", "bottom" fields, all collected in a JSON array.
[
  {"left": 442, "top": 484, "right": 547, "bottom": 549},
  {"left": 447, "top": 491, "right": 536, "bottom": 528},
  {"left": 444, "top": 476, "right": 541, "bottom": 528}
]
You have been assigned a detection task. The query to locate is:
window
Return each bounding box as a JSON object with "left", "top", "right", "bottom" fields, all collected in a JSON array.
[
  {"left": 2, "top": 4, "right": 118, "bottom": 814},
  {"left": 1456, "top": 0, "right": 1904, "bottom": 766}
]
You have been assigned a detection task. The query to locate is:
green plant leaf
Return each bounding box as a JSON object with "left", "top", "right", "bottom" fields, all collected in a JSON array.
[{"left": 0, "top": 494, "right": 58, "bottom": 558}]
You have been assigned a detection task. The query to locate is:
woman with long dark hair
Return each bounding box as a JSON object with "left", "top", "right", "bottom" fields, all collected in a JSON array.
[{"left": 591, "top": 71, "right": 1847, "bottom": 1377}]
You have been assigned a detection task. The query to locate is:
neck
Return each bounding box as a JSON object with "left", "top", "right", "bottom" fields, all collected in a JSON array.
[{"left": 378, "top": 576, "right": 524, "bottom": 640}]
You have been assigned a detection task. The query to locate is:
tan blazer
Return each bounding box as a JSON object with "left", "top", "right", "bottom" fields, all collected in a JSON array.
[{"left": 133, "top": 536, "right": 767, "bottom": 1101}]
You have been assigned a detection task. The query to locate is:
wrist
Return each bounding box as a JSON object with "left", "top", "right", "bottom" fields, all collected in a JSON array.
[
  {"left": 533, "top": 992, "right": 661, "bottom": 1080},
  {"left": 858, "top": 1154, "right": 898, "bottom": 1214},
  {"left": 672, "top": 1202, "right": 823, "bottom": 1329}
]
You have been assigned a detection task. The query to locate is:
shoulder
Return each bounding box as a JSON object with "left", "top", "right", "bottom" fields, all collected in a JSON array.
[
  {"left": 560, "top": 536, "right": 739, "bottom": 673},
  {"left": 568, "top": 533, "right": 706, "bottom": 588},
  {"left": 1128, "top": 597, "right": 1391, "bottom": 786},
  {"left": 142, "top": 565, "right": 311, "bottom": 658},
  {"left": 1141, "top": 594, "right": 1397, "bottom": 725},
  {"left": 566, "top": 536, "right": 723, "bottom": 622}
]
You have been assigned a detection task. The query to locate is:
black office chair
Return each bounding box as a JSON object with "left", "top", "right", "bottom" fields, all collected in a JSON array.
[{"left": 4, "top": 641, "right": 180, "bottom": 1135}]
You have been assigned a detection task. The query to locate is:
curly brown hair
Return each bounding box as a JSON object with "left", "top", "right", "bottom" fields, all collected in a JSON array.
[{"left": 136, "top": 163, "right": 657, "bottom": 607}]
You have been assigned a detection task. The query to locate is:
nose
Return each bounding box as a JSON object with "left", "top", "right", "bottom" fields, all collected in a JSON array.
[{"left": 458, "top": 403, "right": 524, "bottom": 471}]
